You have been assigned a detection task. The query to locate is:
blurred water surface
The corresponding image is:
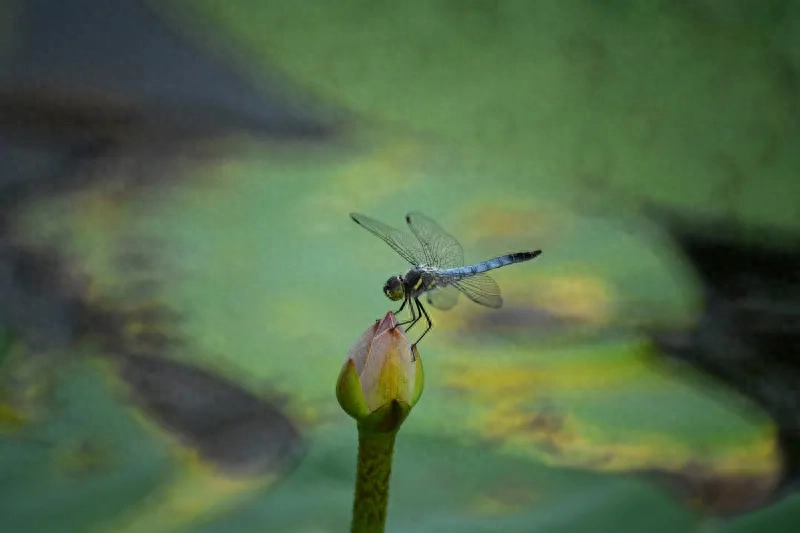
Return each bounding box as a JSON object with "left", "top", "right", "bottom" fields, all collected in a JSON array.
[{"left": 1, "top": 1, "right": 799, "bottom": 532}]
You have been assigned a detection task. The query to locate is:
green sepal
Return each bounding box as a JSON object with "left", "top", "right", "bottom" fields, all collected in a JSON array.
[
  {"left": 410, "top": 347, "right": 424, "bottom": 408},
  {"left": 336, "top": 359, "right": 370, "bottom": 421},
  {"left": 358, "top": 399, "right": 411, "bottom": 434}
]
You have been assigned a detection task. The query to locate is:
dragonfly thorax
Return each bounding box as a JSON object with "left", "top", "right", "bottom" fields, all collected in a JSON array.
[{"left": 383, "top": 268, "right": 433, "bottom": 302}]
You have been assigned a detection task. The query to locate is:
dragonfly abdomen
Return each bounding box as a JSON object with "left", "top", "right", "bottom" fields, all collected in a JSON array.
[{"left": 445, "top": 251, "right": 541, "bottom": 278}]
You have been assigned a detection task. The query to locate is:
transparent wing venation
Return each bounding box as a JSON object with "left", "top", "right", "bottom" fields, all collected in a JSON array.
[
  {"left": 350, "top": 213, "right": 426, "bottom": 266},
  {"left": 453, "top": 273, "right": 503, "bottom": 308},
  {"left": 405, "top": 212, "right": 465, "bottom": 268},
  {"left": 426, "top": 285, "right": 460, "bottom": 310}
]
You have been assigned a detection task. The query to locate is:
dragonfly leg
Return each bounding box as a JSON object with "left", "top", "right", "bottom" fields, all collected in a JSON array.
[
  {"left": 394, "top": 297, "right": 418, "bottom": 330},
  {"left": 394, "top": 298, "right": 408, "bottom": 316},
  {"left": 411, "top": 297, "right": 433, "bottom": 349},
  {"left": 404, "top": 299, "right": 426, "bottom": 332},
  {"left": 405, "top": 314, "right": 422, "bottom": 332}
]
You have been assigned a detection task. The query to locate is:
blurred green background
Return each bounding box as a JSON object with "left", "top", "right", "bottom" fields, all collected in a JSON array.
[{"left": 1, "top": 1, "right": 798, "bottom": 532}]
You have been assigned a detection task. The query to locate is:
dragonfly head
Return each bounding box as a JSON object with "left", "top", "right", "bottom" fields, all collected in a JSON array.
[{"left": 383, "top": 276, "right": 405, "bottom": 301}]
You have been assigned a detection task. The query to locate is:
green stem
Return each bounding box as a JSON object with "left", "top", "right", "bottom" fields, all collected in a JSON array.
[{"left": 350, "top": 427, "right": 397, "bottom": 533}]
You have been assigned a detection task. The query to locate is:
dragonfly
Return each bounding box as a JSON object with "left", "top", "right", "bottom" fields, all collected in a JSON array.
[{"left": 350, "top": 211, "right": 542, "bottom": 349}]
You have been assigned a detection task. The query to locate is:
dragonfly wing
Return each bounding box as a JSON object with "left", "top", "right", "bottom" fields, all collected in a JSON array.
[
  {"left": 405, "top": 212, "right": 465, "bottom": 268},
  {"left": 426, "top": 285, "right": 460, "bottom": 310},
  {"left": 453, "top": 273, "right": 503, "bottom": 308},
  {"left": 350, "top": 213, "right": 426, "bottom": 265}
]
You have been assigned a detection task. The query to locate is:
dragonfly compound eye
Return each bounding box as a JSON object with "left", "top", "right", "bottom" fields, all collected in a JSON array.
[{"left": 383, "top": 276, "right": 405, "bottom": 301}]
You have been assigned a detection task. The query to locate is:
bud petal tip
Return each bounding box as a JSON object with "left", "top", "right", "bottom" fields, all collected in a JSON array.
[{"left": 375, "top": 311, "right": 401, "bottom": 336}]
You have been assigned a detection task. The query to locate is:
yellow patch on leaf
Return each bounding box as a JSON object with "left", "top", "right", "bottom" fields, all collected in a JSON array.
[
  {"left": 468, "top": 485, "right": 541, "bottom": 517},
  {"left": 454, "top": 200, "right": 564, "bottom": 244}
]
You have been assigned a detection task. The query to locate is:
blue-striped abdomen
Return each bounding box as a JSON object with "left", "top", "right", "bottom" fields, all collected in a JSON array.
[{"left": 441, "top": 250, "right": 541, "bottom": 278}]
